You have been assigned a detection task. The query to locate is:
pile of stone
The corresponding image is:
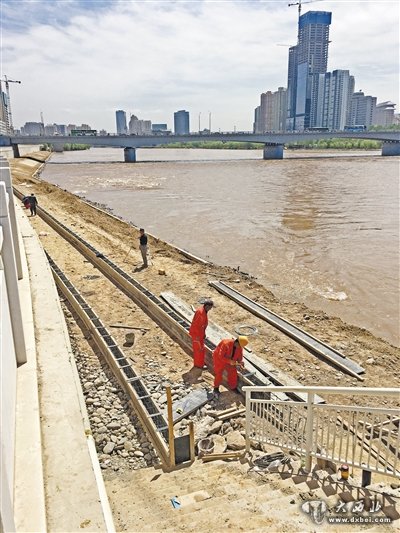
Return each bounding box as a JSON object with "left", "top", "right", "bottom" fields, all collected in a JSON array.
[
  {"left": 74, "top": 350, "right": 158, "bottom": 473},
  {"left": 175, "top": 406, "right": 247, "bottom": 455}
]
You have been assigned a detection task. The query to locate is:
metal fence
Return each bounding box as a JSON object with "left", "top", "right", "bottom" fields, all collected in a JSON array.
[{"left": 244, "top": 386, "right": 400, "bottom": 479}]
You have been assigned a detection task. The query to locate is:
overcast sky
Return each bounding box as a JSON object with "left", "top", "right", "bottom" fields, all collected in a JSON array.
[{"left": 2, "top": 0, "right": 399, "bottom": 132}]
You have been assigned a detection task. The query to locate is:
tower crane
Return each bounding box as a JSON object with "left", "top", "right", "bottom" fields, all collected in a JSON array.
[
  {"left": 288, "top": 0, "right": 322, "bottom": 20},
  {"left": 0, "top": 75, "right": 21, "bottom": 133}
]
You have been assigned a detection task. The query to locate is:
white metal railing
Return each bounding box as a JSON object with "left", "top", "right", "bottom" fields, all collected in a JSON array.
[{"left": 244, "top": 386, "right": 400, "bottom": 479}]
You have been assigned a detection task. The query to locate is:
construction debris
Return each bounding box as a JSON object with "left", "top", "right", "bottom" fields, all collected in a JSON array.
[
  {"left": 254, "top": 452, "right": 286, "bottom": 469},
  {"left": 216, "top": 408, "right": 246, "bottom": 422},
  {"left": 202, "top": 451, "right": 243, "bottom": 462}
]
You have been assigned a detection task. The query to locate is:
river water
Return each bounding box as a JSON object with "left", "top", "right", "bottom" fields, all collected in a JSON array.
[{"left": 40, "top": 147, "right": 399, "bottom": 346}]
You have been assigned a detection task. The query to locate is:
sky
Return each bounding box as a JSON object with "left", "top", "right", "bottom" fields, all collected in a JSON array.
[{"left": 1, "top": 0, "right": 399, "bottom": 132}]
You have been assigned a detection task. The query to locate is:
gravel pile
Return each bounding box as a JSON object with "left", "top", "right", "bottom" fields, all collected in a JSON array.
[{"left": 74, "top": 349, "right": 159, "bottom": 473}]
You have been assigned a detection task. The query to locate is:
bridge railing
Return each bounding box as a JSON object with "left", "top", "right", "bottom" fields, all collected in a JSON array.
[{"left": 244, "top": 386, "right": 400, "bottom": 479}]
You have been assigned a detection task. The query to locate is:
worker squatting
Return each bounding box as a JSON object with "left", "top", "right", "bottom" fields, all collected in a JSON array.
[{"left": 189, "top": 299, "right": 248, "bottom": 399}]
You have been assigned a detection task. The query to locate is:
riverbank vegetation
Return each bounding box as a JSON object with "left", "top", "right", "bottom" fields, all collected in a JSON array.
[
  {"left": 287, "top": 139, "right": 381, "bottom": 150},
  {"left": 161, "top": 139, "right": 382, "bottom": 150},
  {"left": 160, "top": 141, "right": 261, "bottom": 150},
  {"left": 40, "top": 143, "right": 90, "bottom": 151}
]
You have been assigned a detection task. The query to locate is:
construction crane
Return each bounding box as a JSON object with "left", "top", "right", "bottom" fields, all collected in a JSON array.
[
  {"left": 288, "top": 0, "right": 321, "bottom": 20},
  {"left": 0, "top": 75, "right": 21, "bottom": 134}
]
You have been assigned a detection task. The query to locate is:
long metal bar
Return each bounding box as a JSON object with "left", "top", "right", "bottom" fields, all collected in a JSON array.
[{"left": 210, "top": 280, "right": 365, "bottom": 378}]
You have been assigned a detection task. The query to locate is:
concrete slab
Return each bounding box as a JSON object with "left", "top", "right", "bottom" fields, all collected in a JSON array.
[
  {"left": 13, "top": 202, "right": 47, "bottom": 533},
  {"left": 13, "top": 203, "right": 114, "bottom": 532}
]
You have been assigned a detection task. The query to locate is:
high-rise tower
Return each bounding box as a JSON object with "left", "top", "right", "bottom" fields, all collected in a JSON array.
[
  {"left": 116, "top": 110, "right": 127, "bottom": 135},
  {"left": 174, "top": 110, "right": 190, "bottom": 135},
  {"left": 286, "top": 11, "right": 332, "bottom": 130}
]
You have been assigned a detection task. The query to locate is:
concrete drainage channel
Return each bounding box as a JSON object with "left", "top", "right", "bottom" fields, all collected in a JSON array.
[{"left": 47, "top": 254, "right": 171, "bottom": 465}]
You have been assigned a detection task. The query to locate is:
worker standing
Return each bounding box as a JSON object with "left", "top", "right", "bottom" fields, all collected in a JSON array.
[
  {"left": 189, "top": 299, "right": 214, "bottom": 369},
  {"left": 212, "top": 336, "right": 248, "bottom": 398},
  {"left": 28, "top": 194, "right": 38, "bottom": 216},
  {"left": 138, "top": 228, "right": 148, "bottom": 267}
]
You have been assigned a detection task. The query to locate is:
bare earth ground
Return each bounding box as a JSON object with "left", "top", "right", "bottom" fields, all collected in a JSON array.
[{"left": 10, "top": 152, "right": 399, "bottom": 531}]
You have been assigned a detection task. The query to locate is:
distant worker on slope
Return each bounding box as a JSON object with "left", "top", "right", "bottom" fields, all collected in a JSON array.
[
  {"left": 28, "top": 193, "right": 38, "bottom": 216},
  {"left": 189, "top": 299, "right": 214, "bottom": 369},
  {"left": 212, "top": 336, "right": 248, "bottom": 398},
  {"left": 22, "top": 196, "right": 30, "bottom": 209},
  {"left": 138, "top": 228, "right": 148, "bottom": 267}
]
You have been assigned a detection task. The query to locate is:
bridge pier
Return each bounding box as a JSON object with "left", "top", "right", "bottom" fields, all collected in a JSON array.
[
  {"left": 53, "top": 143, "right": 64, "bottom": 153},
  {"left": 11, "top": 144, "right": 20, "bottom": 158},
  {"left": 381, "top": 142, "right": 400, "bottom": 156},
  {"left": 124, "top": 147, "right": 136, "bottom": 163},
  {"left": 263, "top": 143, "right": 284, "bottom": 160}
]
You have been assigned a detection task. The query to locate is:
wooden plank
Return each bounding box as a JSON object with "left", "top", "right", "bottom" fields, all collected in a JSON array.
[
  {"left": 160, "top": 292, "right": 324, "bottom": 404},
  {"left": 337, "top": 415, "right": 399, "bottom": 475},
  {"left": 202, "top": 452, "right": 243, "bottom": 462},
  {"left": 166, "top": 387, "right": 175, "bottom": 468},
  {"left": 216, "top": 408, "right": 246, "bottom": 421},
  {"left": 362, "top": 417, "right": 400, "bottom": 430}
]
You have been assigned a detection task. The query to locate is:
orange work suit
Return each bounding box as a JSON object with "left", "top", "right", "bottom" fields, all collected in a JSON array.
[
  {"left": 189, "top": 305, "right": 208, "bottom": 367},
  {"left": 213, "top": 339, "right": 243, "bottom": 390}
]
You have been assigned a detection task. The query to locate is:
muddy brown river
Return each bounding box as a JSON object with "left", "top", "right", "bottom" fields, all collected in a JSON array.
[{"left": 39, "top": 147, "right": 399, "bottom": 346}]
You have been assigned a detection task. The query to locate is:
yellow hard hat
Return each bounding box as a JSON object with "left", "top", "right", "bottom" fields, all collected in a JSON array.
[{"left": 238, "top": 336, "right": 249, "bottom": 348}]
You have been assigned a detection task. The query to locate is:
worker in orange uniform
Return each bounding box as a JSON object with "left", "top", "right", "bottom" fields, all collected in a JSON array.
[
  {"left": 212, "top": 336, "right": 248, "bottom": 398},
  {"left": 189, "top": 299, "right": 214, "bottom": 369}
]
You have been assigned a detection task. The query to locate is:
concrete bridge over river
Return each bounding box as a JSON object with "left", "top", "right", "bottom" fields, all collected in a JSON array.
[{"left": 2, "top": 130, "right": 400, "bottom": 162}]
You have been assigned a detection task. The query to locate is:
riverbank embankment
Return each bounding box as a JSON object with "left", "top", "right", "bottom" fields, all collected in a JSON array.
[{"left": 10, "top": 151, "right": 399, "bottom": 395}]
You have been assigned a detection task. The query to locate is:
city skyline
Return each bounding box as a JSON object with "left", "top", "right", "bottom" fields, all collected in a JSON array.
[{"left": 2, "top": 0, "right": 398, "bottom": 132}]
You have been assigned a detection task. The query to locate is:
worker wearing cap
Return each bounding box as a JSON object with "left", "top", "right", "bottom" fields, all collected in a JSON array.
[
  {"left": 212, "top": 336, "right": 248, "bottom": 398},
  {"left": 28, "top": 193, "right": 38, "bottom": 216},
  {"left": 189, "top": 299, "right": 214, "bottom": 369}
]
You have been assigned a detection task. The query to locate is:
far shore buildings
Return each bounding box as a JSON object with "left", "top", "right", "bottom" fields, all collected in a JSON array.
[
  {"left": 373, "top": 102, "right": 396, "bottom": 126},
  {"left": 254, "top": 88, "right": 287, "bottom": 133},
  {"left": 253, "top": 9, "right": 396, "bottom": 132},
  {"left": 128, "top": 114, "right": 152, "bottom": 135},
  {"left": 174, "top": 110, "right": 190, "bottom": 135},
  {"left": 0, "top": 87, "right": 10, "bottom": 135},
  {"left": 115, "top": 110, "right": 128, "bottom": 135}
]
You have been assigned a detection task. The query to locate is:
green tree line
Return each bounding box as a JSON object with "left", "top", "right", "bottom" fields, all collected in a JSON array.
[
  {"left": 40, "top": 143, "right": 90, "bottom": 151},
  {"left": 160, "top": 139, "right": 382, "bottom": 150}
]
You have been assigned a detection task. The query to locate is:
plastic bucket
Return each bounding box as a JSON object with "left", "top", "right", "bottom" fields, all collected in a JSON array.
[
  {"left": 197, "top": 438, "right": 214, "bottom": 457},
  {"left": 125, "top": 332, "right": 135, "bottom": 345}
]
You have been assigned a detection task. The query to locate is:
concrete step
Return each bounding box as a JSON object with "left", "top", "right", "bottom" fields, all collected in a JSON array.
[
  {"left": 128, "top": 470, "right": 259, "bottom": 502},
  {"left": 158, "top": 494, "right": 303, "bottom": 533}
]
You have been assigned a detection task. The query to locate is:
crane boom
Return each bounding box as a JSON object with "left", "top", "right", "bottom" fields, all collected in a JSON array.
[
  {"left": 288, "top": 0, "right": 321, "bottom": 20},
  {"left": 0, "top": 75, "right": 21, "bottom": 133}
]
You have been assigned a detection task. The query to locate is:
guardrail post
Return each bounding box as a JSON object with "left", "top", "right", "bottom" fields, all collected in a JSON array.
[
  {"left": 0, "top": 163, "right": 23, "bottom": 279},
  {"left": 305, "top": 392, "right": 315, "bottom": 472},
  {"left": 166, "top": 386, "right": 175, "bottom": 468},
  {"left": 245, "top": 388, "right": 251, "bottom": 453},
  {"left": 0, "top": 183, "right": 26, "bottom": 364}
]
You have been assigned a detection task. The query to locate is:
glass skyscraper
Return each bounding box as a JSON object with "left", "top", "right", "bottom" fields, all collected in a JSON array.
[
  {"left": 286, "top": 11, "right": 332, "bottom": 131},
  {"left": 174, "top": 110, "right": 190, "bottom": 135},
  {"left": 115, "top": 110, "right": 127, "bottom": 135}
]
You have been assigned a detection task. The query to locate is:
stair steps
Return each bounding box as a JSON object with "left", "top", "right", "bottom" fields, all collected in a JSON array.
[{"left": 106, "top": 460, "right": 398, "bottom": 532}]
